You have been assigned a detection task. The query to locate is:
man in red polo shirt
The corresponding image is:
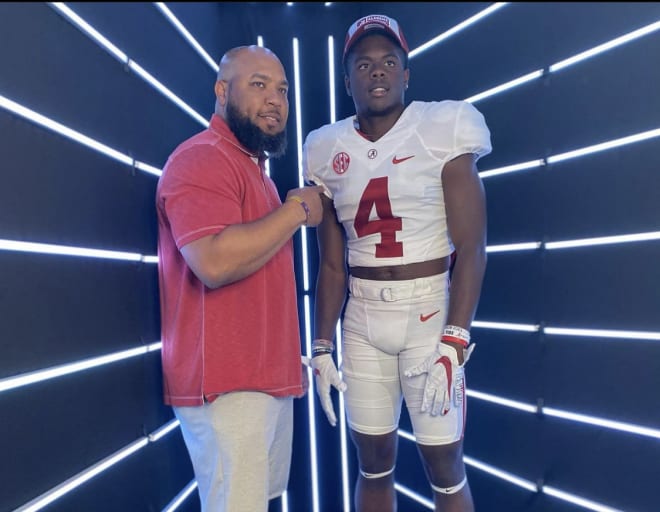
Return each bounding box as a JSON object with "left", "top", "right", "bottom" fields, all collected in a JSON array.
[{"left": 156, "top": 45, "right": 323, "bottom": 512}]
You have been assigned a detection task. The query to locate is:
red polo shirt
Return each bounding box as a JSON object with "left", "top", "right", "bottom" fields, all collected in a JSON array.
[{"left": 156, "top": 114, "right": 303, "bottom": 406}]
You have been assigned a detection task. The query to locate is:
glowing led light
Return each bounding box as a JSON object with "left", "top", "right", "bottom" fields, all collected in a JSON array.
[
  {"left": 545, "top": 231, "right": 660, "bottom": 249},
  {"left": 0, "top": 238, "right": 158, "bottom": 263},
  {"left": 463, "top": 456, "right": 538, "bottom": 492},
  {"left": 162, "top": 480, "right": 198, "bottom": 512},
  {"left": 257, "top": 35, "right": 264, "bottom": 47},
  {"left": 0, "top": 95, "right": 162, "bottom": 176},
  {"left": 550, "top": 20, "right": 660, "bottom": 73},
  {"left": 154, "top": 3, "right": 219, "bottom": 72},
  {"left": 397, "top": 429, "right": 416, "bottom": 442},
  {"left": 486, "top": 242, "right": 541, "bottom": 253},
  {"left": 471, "top": 321, "right": 539, "bottom": 332},
  {"left": 49, "top": 3, "right": 207, "bottom": 127},
  {"left": 49, "top": 3, "right": 127, "bottom": 62},
  {"left": 547, "top": 128, "right": 660, "bottom": 164},
  {"left": 394, "top": 483, "right": 434, "bottom": 510},
  {"left": 0, "top": 342, "right": 161, "bottom": 393},
  {"left": 543, "top": 486, "right": 623, "bottom": 512},
  {"left": 467, "top": 389, "right": 538, "bottom": 414},
  {"left": 281, "top": 491, "right": 289, "bottom": 512},
  {"left": 409, "top": 3, "right": 508, "bottom": 59},
  {"left": 543, "top": 407, "right": 660, "bottom": 440},
  {"left": 544, "top": 326, "right": 660, "bottom": 341},
  {"left": 133, "top": 161, "right": 163, "bottom": 177},
  {"left": 148, "top": 419, "right": 180, "bottom": 442},
  {"left": 292, "top": 38, "right": 311, "bottom": 291},
  {"left": 328, "top": 36, "right": 337, "bottom": 124},
  {"left": 479, "top": 159, "right": 545, "bottom": 178},
  {"left": 15, "top": 438, "right": 150, "bottom": 512},
  {"left": 335, "top": 324, "right": 351, "bottom": 512},
  {"left": 303, "top": 296, "right": 321, "bottom": 512},
  {"left": 465, "top": 70, "right": 543, "bottom": 104}
]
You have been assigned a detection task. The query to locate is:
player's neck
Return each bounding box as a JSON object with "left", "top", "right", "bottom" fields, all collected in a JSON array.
[{"left": 353, "top": 104, "right": 405, "bottom": 142}]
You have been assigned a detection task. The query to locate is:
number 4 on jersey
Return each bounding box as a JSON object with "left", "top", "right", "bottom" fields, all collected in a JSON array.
[{"left": 353, "top": 176, "right": 403, "bottom": 258}]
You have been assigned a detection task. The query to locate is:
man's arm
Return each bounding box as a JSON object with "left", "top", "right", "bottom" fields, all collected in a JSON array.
[
  {"left": 314, "top": 194, "right": 348, "bottom": 341},
  {"left": 181, "top": 185, "right": 324, "bottom": 289},
  {"left": 442, "top": 153, "right": 488, "bottom": 362}
]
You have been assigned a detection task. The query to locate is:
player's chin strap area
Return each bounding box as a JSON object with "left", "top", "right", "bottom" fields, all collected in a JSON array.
[
  {"left": 359, "top": 466, "right": 395, "bottom": 479},
  {"left": 431, "top": 475, "right": 468, "bottom": 494}
]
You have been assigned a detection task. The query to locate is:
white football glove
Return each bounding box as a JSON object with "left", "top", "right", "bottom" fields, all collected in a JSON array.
[
  {"left": 303, "top": 354, "right": 347, "bottom": 426},
  {"left": 404, "top": 343, "right": 475, "bottom": 416}
]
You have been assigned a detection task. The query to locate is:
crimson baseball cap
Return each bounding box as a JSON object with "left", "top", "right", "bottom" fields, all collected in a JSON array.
[{"left": 342, "top": 14, "right": 410, "bottom": 64}]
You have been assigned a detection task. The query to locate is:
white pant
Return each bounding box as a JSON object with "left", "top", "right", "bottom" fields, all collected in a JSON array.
[
  {"left": 174, "top": 391, "right": 293, "bottom": 512},
  {"left": 342, "top": 273, "right": 467, "bottom": 445}
]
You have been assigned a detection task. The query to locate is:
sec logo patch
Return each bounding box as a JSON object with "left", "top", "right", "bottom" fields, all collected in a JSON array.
[{"left": 333, "top": 152, "right": 350, "bottom": 174}]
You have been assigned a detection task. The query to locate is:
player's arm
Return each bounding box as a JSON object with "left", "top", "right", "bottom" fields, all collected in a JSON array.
[
  {"left": 314, "top": 194, "right": 348, "bottom": 340},
  {"left": 442, "top": 152, "right": 487, "bottom": 362},
  {"left": 181, "top": 185, "right": 324, "bottom": 289}
]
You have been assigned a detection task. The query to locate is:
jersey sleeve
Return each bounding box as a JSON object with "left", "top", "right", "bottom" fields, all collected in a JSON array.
[
  {"left": 449, "top": 101, "right": 492, "bottom": 162},
  {"left": 302, "top": 129, "right": 333, "bottom": 198}
]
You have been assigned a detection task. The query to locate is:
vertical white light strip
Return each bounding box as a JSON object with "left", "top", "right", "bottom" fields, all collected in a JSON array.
[
  {"left": 162, "top": 480, "right": 198, "bottom": 512},
  {"left": 48, "top": 3, "right": 207, "bottom": 127},
  {"left": 256, "top": 35, "right": 271, "bottom": 177},
  {"left": 328, "top": 34, "right": 350, "bottom": 512},
  {"left": 154, "top": 2, "right": 219, "bottom": 72},
  {"left": 292, "top": 37, "right": 310, "bottom": 291},
  {"left": 281, "top": 490, "right": 289, "bottom": 512},
  {"left": 304, "top": 295, "right": 321, "bottom": 512},
  {"left": 336, "top": 324, "right": 351, "bottom": 512},
  {"left": 408, "top": 3, "right": 508, "bottom": 58},
  {"left": 328, "top": 36, "right": 337, "bottom": 124}
]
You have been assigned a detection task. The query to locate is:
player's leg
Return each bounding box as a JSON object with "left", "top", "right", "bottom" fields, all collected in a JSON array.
[{"left": 350, "top": 429, "right": 399, "bottom": 512}]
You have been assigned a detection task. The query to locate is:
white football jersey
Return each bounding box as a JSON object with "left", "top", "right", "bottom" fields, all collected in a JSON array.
[{"left": 303, "top": 100, "right": 492, "bottom": 267}]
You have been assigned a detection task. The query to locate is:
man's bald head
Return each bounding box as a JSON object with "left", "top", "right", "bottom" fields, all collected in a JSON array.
[{"left": 213, "top": 45, "right": 289, "bottom": 157}]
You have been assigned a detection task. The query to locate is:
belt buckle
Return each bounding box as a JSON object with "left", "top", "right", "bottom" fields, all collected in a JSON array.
[{"left": 380, "top": 287, "right": 394, "bottom": 301}]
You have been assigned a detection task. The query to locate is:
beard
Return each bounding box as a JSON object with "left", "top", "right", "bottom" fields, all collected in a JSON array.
[{"left": 226, "top": 100, "right": 287, "bottom": 158}]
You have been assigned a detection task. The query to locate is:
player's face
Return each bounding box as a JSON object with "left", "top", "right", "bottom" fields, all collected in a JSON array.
[{"left": 345, "top": 34, "right": 409, "bottom": 118}]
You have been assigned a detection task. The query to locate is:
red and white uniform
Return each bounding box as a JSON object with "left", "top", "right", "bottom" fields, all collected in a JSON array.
[
  {"left": 303, "top": 100, "right": 492, "bottom": 444},
  {"left": 303, "top": 100, "right": 491, "bottom": 267}
]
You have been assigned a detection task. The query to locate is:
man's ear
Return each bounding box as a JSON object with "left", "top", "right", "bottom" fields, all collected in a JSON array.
[
  {"left": 215, "top": 80, "right": 228, "bottom": 106},
  {"left": 344, "top": 75, "right": 352, "bottom": 97}
]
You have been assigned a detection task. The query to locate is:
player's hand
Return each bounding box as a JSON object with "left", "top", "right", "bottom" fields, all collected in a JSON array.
[
  {"left": 404, "top": 343, "right": 475, "bottom": 416},
  {"left": 286, "top": 186, "right": 324, "bottom": 227},
  {"left": 303, "top": 354, "right": 347, "bottom": 426}
]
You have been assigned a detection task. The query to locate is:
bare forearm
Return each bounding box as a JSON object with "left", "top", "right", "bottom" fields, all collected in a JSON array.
[
  {"left": 445, "top": 247, "right": 487, "bottom": 329},
  {"left": 185, "top": 200, "right": 306, "bottom": 288},
  {"left": 314, "top": 264, "right": 347, "bottom": 341}
]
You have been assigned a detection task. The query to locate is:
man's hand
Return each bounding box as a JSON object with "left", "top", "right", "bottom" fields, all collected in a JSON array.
[
  {"left": 404, "top": 343, "right": 475, "bottom": 416},
  {"left": 303, "top": 354, "right": 347, "bottom": 426},
  {"left": 286, "top": 186, "right": 324, "bottom": 227}
]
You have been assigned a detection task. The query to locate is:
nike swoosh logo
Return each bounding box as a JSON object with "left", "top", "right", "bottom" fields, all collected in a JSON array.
[
  {"left": 392, "top": 155, "right": 415, "bottom": 164},
  {"left": 419, "top": 310, "right": 441, "bottom": 322}
]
